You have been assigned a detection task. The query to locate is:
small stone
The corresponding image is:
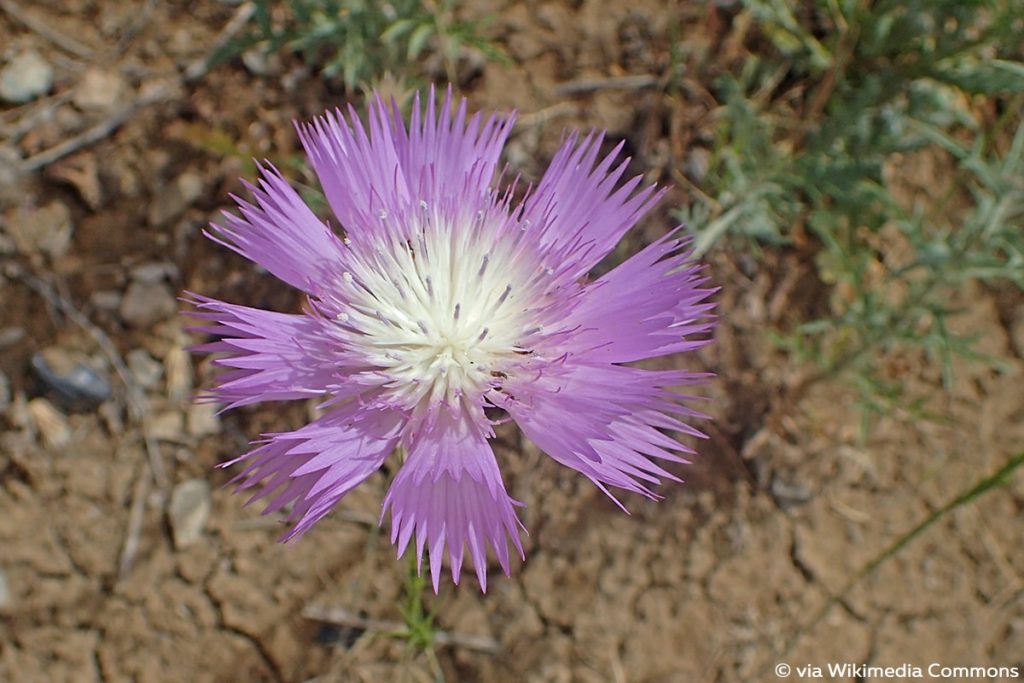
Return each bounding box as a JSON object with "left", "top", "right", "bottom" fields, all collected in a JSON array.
[
  {"left": 0, "top": 327, "right": 26, "bottom": 350},
  {"left": 241, "top": 49, "right": 282, "bottom": 76},
  {"left": 148, "top": 411, "right": 184, "bottom": 442},
  {"left": 119, "top": 280, "right": 177, "bottom": 328},
  {"left": 31, "top": 348, "right": 112, "bottom": 411},
  {"left": 26, "top": 397, "right": 72, "bottom": 449},
  {"left": 72, "top": 67, "right": 126, "bottom": 112},
  {"left": 0, "top": 51, "right": 53, "bottom": 104},
  {"left": 130, "top": 261, "right": 179, "bottom": 284},
  {"left": 126, "top": 348, "right": 163, "bottom": 390},
  {"left": 46, "top": 153, "right": 104, "bottom": 210},
  {"left": 0, "top": 568, "right": 11, "bottom": 610},
  {"left": 148, "top": 173, "right": 203, "bottom": 228},
  {"left": 0, "top": 145, "right": 24, "bottom": 197},
  {"left": 164, "top": 346, "right": 192, "bottom": 403},
  {"left": 90, "top": 290, "right": 122, "bottom": 312},
  {"left": 0, "top": 369, "right": 10, "bottom": 413},
  {"left": 168, "top": 479, "right": 211, "bottom": 549},
  {"left": 770, "top": 476, "right": 813, "bottom": 510},
  {"left": 187, "top": 402, "right": 220, "bottom": 438},
  {"left": 5, "top": 201, "right": 74, "bottom": 259},
  {"left": 684, "top": 148, "right": 711, "bottom": 184},
  {"left": 97, "top": 400, "right": 124, "bottom": 435}
]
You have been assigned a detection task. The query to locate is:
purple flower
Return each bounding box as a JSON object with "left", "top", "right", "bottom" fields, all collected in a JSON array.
[{"left": 187, "top": 89, "right": 716, "bottom": 592}]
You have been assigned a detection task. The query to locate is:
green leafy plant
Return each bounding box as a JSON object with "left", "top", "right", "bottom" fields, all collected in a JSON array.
[
  {"left": 222, "top": 0, "right": 505, "bottom": 89},
  {"left": 683, "top": 0, "right": 1024, "bottom": 412}
]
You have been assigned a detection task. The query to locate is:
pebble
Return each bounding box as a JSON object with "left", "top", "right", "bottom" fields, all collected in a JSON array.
[
  {"left": 187, "top": 402, "right": 220, "bottom": 438},
  {"left": 241, "top": 49, "right": 282, "bottom": 77},
  {"left": 684, "top": 147, "right": 711, "bottom": 184},
  {"left": 0, "top": 144, "right": 23, "bottom": 196},
  {"left": 168, "top": 479, "right": 211, "bottom": 549},
  {"left": 0, "top": 327, "right": 26, "bottom": 350},
  {"left": 90, "top": 290, "right": 122, "bottom": 312},
  {"left": 148, "top": 173, "right": 203, "bottom": 228},
  {"left": 0, "top": 568, "right": 10, "bottom": 611},
  {"left": 5, "top": 201, "right": 74, "bottom": 258},
  {"left": 126, "top": 348, "right": 163, "bottom": 390},
  {"left": 31, "top": 348, "right": 112, "bottom": 411},
  {"left": 0, "top": 369, "right": 10, "bottom": 414},
  {"left": 770, "top": 476, "right": 813, "bottom": 510},
  {"left": 46, "top": 152, "right": 104, "bottom": 209},
  {"left": 119, "top": 280, "right": 177, "bottom": 328},
  {"left": 72, "top": 67, "right": 126, "bottom": 112},
  {"left": 130, "top": 261, "right": 179, "bottom": 284},
  {"left": 148, "top": 411, "right": 184, "bottom": 442},
  {"left": 164, "top": 346, "right": 192, "bottom": 403},
  {"left": 26, "top": 397, "right": 72, "bottom": 449},
  {"left": 0, "top": 50, "right": 53, "bottom": 104}
]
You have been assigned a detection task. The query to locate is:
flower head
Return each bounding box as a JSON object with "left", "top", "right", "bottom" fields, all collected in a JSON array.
[{"left": 188, "top": 88, "right": 716, "bottom": 591}]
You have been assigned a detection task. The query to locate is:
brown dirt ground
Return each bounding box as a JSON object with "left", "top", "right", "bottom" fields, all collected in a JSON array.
[{"left": 1, "top": 1, "right": 1023, "bottom": 682}]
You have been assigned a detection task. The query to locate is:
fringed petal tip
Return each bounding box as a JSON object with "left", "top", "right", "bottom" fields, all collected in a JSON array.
[{"left": 382, "top": 414, "right": 525, "bottom": 593}]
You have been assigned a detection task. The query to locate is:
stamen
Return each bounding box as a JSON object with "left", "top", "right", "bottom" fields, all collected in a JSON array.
[
  {"left": 497, "top": 284, "right": 512, "bottom": 306},
  {"left": 453, "top": 303, "right": 461, "bottom": 321},
  {"left": 479, "top": 255, "right": 489, "bottom": 277}
]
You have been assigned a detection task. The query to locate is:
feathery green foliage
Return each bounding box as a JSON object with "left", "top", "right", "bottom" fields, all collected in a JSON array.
[{"left": 683, "top": 0, "right": 1024, "bottom": 413}]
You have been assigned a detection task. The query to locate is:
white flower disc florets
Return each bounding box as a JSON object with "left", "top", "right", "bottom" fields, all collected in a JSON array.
[{"left": 333, "top": 205, "right": 546, "bottom": 414}]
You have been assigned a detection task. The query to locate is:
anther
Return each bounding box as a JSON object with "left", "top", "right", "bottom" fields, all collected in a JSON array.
[
  {"left": 497, "top": 284, "right": 512, "bottom": 305},
  {"left": 453, "top": 303, "right": 461, "bottom": 321},
  {"left": 479, "top": 255, "right": 489, "bottom": 277}
]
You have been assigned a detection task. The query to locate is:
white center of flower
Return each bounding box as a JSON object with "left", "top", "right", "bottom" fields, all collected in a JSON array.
[{"left": 332, "top": 207, "right": 547, "bottom": 413}]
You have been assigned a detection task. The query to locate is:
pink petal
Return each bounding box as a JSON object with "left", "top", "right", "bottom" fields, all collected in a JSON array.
[{"left": 382, "top": 409, "right": 524, "bottom": 592}]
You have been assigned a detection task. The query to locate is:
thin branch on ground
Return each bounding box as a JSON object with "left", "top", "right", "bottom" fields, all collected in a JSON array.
[
  {"left": 554, "top": 74, "right": 660, "bottom": 96},
  {"left": 0, "top": 0, "right": 95, "bottom": 59},
  {"left": 17, "top": 80, "right": 179, "bottom": 174},
  {"left": 118, "top": 459, "right": 151, "bottom": 581},
  {"left": 183, "top": 1, "right": 256, "bottom": 83},
  {"left": 13, "top": 1, "right": 254, "bottom": 175},
  {"left": 301, "top": 604, "right": 501, "bottom": 655}
]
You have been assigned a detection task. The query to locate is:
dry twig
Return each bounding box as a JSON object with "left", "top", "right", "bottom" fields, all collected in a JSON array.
[
  {"left": 302, "top": 604, "right": 501, "bottom": 654},
  {"left": 18, "top": 81, "right": 179, "bottom": 174},
  {"left": 0, "top": 0, "right": 95, "bottom": 59},
  {"left": 13, "top": 0, "right": 254, "bottom": 175},
  {"left": 554, "top": 74, "right": 660, "bottom": 96},
  {"left": 183, "top": 1, "right": 256, "bottom": 83}
]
